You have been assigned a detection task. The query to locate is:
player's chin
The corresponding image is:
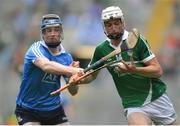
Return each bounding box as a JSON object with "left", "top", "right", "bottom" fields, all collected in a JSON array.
[{"left": 111, "top": 33, "right": 119, "bottom": 36}]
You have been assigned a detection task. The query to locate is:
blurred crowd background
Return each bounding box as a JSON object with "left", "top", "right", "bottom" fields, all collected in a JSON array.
[{"left": 0, "top": 0, "right": 179, "bottom": 125}]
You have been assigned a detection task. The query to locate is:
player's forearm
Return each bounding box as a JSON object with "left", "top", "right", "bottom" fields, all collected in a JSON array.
[
  {"left": 135, "top": 65, "right": 163, "bottom": 78},
  {"left": 42, "top": 61, "right": 78, "bottom": 76}
]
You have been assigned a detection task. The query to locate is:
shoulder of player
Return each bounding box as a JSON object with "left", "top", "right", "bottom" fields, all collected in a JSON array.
[
  {"left": 134, "top": 34, "right": 151, "bottom": 48},
  {"left": 64, "top": 51, "right": 72, "bottom": 58},
  {"left": 27, "top": 41, "right": 41, "bottom": 50},
  {"left": 26, "top": 41, "right": 45, "bottom": 56},
  {"left": 95, "top": 39, "right": 109, "bottom": 50},
  {"left": 137, "top": 34, "right": 148, "bottom": 43}
]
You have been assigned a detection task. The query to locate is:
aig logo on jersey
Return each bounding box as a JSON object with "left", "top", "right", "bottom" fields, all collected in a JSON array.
[{"left": 42, "top": 73, "right": 59, "bottom": 84}]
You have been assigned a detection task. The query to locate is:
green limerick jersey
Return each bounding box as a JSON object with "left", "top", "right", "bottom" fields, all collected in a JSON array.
[{"left": 90, "top": 31, "right": 166, "bottom": 108}]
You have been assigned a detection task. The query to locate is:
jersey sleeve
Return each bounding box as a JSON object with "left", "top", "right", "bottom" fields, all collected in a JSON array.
[
  {"left": 62, "top": 53, "right": 73, "bottom": 81},
  {"left": 66, "top": 53, "right": 73, "bottom": 65},
  {"left": 138, "top": 35, "right": 155, "bottom": 63},
  {"left": 25, "top": 43, "right": 45, "bottom": 63}
]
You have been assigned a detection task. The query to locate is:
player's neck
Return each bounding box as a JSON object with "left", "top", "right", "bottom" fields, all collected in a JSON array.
[
  {"left": 111, "top": 39, "right": 121, "bottom": 47},
  {"left": 48, "top": 47, "right": 60, "bottom": 55}
]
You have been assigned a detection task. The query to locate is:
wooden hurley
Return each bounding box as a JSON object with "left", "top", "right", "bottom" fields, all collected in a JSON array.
[
  {"left": 50, "top": 60, "right": 120, "bottom": 95},
  {"left": 50, "top": 28, "right": 140, "bottom": 95}
]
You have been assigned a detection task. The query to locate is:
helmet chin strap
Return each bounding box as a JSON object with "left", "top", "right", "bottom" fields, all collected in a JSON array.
[
  {"left": 42, "top": 35, "right": 63, "bottom": 48},
  {"left": 46, "top": 41, "right": 61, "bottom": 48}
]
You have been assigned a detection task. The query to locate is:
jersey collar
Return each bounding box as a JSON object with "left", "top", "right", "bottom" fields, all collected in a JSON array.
[{"left": 107, "top": 30, "right": 129, "bottom": 49}]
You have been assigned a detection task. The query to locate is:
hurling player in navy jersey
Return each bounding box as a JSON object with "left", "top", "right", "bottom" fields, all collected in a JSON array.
[{"left": 15, "top": 14, "right": 83, "bottom": 125}]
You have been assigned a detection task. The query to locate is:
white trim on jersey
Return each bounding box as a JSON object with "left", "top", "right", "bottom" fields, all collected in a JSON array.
[
  {"left": 142, "top": 79, "right": 152, "bottom": 106},
  {"left": 107, "top": 30, "right": 129, "bottom": 48},
  {"left": 59, "top": 44, "right": 66, "bottom": 54},
  {"left": 36, "top": 42, "right": 45, "bottom": 57},
  {"left": 142, "top": 53, "right": 155, "bottom": 63},
  {"left": 40, "top": 41, "right": 66, "bottom": 55},
  {"left": 32, "top": 42, "right": 44, "bottom": 58},
  {"left": 139, "top": 35, "right": 156, "bottom": 63}
]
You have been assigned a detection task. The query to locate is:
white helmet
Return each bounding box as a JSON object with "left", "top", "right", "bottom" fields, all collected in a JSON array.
[
  {"left": 101, "top": 6, "right": 124, "bottom": 22},
  {"left": 101, "top": 6, "right": 125, "bottom": 40}
]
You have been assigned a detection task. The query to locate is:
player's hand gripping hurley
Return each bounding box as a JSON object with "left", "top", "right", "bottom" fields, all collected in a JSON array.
[{"left": 51, "top": 28, "right": 140, "bottom": 95}]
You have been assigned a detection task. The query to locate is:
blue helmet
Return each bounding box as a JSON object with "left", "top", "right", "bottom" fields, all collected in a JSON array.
[
  {"left": 41, "top": 14, "right": 62, "bottom": 30},
  {"left": 41, "top": 14, "right": 64, "bottom": 48}
]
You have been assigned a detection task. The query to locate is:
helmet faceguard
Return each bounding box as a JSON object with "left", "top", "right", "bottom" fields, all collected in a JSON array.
[
  {"left": 106, "top": 32, "right": 124, "bottom": 40},
  {"left": 41, "top": 14, "right": 64, "bottom": 48},
  {"left": 101, "top": 6, "right": 125, "bottom": 40}
]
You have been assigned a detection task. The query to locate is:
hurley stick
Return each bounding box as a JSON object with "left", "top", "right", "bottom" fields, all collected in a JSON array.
[
  {"left": 84, "top": 28, "right": 139, "bottom": 72},
  {"left": 51, "top": 60, "right": 120, "bottom": 95},
  {"left": 51, "top": 28, "right": 139, "bottom": 95}
]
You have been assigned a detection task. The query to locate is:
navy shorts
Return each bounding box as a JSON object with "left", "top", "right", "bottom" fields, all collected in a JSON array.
[{"left": 15, "top": 105, "right": 68, "bottom": 125}]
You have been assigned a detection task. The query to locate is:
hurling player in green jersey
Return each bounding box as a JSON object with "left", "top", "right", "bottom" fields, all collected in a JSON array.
[{"left": 70, "top": 6, "right": 177, "bottom": 125}]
